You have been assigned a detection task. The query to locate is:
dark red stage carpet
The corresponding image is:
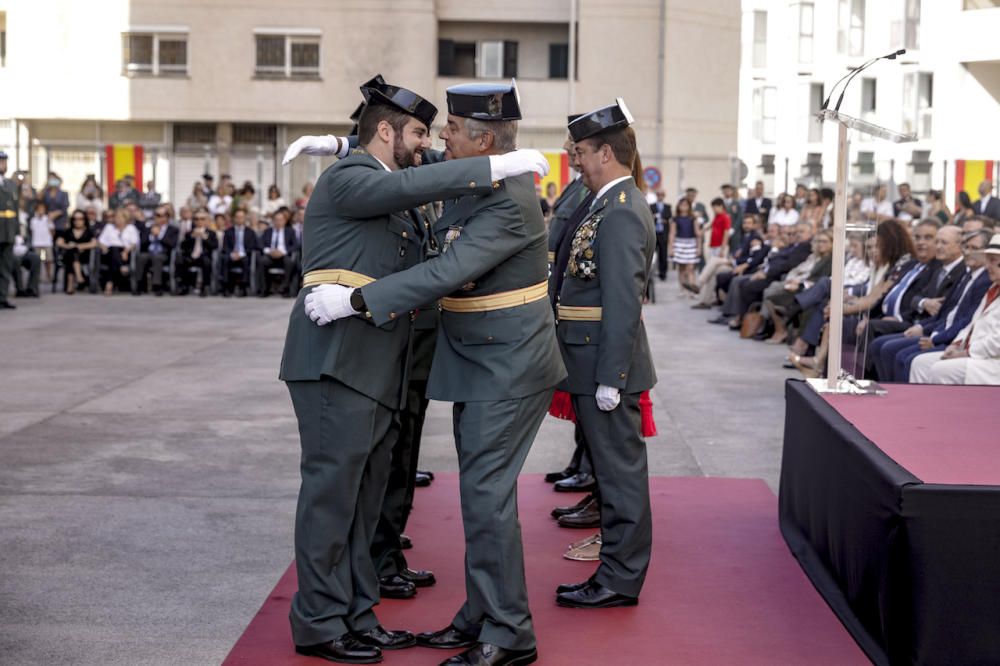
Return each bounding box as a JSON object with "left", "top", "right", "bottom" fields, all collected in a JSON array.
[
  {"left": 224, "top": 476, "right": 864, "bottom": 665},
  {"left": 825, "top": 384, "right": 1000, "bottom": 485}
]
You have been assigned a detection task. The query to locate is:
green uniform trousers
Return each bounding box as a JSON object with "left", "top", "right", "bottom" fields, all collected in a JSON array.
[
  {"left": 0, "top": 243, "right": 14, "bottom": 303},
  {"left": 370, "top": 378, "right": 429, "bottom": 577},
  {"left": 571, "top": 392, "right": 652, "bottom": 598},
  {"left": 285, "top": 378, "right": 399, "bottom": 646},
  {"left": 451, "top": 388, "right": 554, "bottom": 651}
]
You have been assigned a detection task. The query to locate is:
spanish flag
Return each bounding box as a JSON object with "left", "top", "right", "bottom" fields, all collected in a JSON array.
[
  {"left": 105, "top": 144, "right": 144, "bottom": 192},
  {"left": 955, "top": 160, "right": 994, "bottom": 204},
  {"left": 536, "top": 151, "right": 570, "bottom": 197}
]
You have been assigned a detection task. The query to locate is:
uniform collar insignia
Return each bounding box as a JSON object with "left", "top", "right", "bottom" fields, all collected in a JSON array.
[{"left": 619, "top": 190, "right": 627, "bottom": 204}]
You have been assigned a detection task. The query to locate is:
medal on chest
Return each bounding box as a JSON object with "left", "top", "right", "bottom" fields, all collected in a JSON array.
[
  {"left": 567, "top": 214, "right": 602, "bottom": 280},
  {"left": 442, "top": 225, "right": 463, "bottom": 254}
]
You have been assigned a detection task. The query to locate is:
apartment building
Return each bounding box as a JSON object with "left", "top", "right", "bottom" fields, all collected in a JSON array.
[
  {"left": 0, "top": 0, "right": 740, "bottom": 208},
  {"left": 738, "top": 0, "right": 1000, "bottom": 202}
]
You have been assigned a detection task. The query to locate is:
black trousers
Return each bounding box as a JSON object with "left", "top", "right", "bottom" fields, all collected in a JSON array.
[
  {"left": 371, "top": 378, "right": 429, "bottom": 578},
  {"left": 180, "top": 254, "right": 212, "bottom": 290},
  {"left": 221, "top": 254, "right": 250, "bottom": 291},
  {"left": 101, "top": 248, "right": 130, "bottom": 291},
  {"left": 258, "top": 253, "right": 296, "bottom": 295},
  {"left": 654, "top": 231, "right": 669, "bottom": 280}
]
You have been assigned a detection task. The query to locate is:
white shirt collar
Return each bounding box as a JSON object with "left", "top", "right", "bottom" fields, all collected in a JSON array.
[
  {"left": 594, "top": 176, "right": 632, "bottom": 203},
  {"left": 371, "top": 155, "right": 392, "bottom": 172},
  {"left": 943, "top": 256, "right": 965, "bottom": 275}
]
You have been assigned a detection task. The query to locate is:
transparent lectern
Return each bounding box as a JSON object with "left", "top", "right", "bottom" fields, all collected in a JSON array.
[{"left": 808, "top": 109, "right": 917, "bottom": 395}]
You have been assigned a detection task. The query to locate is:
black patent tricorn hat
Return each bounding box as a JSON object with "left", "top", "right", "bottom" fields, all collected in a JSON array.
[
  {"left": 568, "top": 98, "right": 634, "bottom": 142},
  {"left": 359, "top": 74, "right": 438, "bottom": 127},
  {"left": 349, "top": 101, "right": 366, "bottom": 136},
  {"left": 446, "top": 79, "right": 522, "bottom": 121}
]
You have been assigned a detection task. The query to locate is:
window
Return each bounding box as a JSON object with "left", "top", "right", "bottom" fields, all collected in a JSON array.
[
  {"left": 902, "top": 72, "right": 933, "bottom": 139},
  {"left": 837, "top": 0, "right": 865, "bottom": 57},
  {"left": 808, "top": 83, "right": 824, "bottom": 142},
  {"left": 798, "top": 3, "right": 814, "bottom": 64},
  {"left": 752, "top": 86, "right": 777, "bottom": 144},
  {"left": 861, "top": 77, "right": 877, "bottom": 113},
  {"left": 752, "top": 11, "right": 767, "bottom": 68},
  {"left": 254, "top": 30, "right": 320, "bottom": 79},
  {"left": 854, "top": 151, "right": 875, "bottom": 178},
  {"left": 438, "top": 39, "right": 517, "bottom": 78},
  {"left": 0, "top": 11, "right": 6, "bottom": 68},
  {"left": 549, "top": 43, "right": 569, "bottom": 79},
  {"left": 905, "top": 0, "right": 921, "bottom": 50},
  {"left": 122, "top": 30, "right": 188, "bottom": 76}
]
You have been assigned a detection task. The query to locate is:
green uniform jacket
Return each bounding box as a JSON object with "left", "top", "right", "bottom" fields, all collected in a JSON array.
[
  {"left": 0, "top": 178, "right": 19, "bottom": 243},
  {"left": 556, "top": 177, "right": 657, "bottom": 395},
  {"left": 279, "top": 152, "right": 495, "bottom": 409},
  {"left": 360, "top": 172, "right": 567, "bottom": 403},
  {"left": 547, "top": 177, "right": 589, "bottom": 305}
]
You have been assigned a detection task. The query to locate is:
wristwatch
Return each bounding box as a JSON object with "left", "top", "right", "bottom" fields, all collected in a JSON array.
[{"left": 350, "top": 288, "right": 367, "bottom": 312}]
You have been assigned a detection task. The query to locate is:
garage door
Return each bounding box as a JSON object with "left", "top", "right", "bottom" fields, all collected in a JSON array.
[{"left": 173, "top": 153, "right": 217, "bottom": 211}]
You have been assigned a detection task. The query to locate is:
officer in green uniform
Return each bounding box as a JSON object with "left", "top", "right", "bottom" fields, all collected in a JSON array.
[
  {"left": 306, "top": 81, "right": 565, "bottom": 666},
  {"left": 550, "top": 100, "right": 657, "bottom": 609},
  {"left": 279, "top": 77, "right": 547, "bottom": 665},
  {"left": 0, "top": 151, "right": 20, "bottom": 310}
]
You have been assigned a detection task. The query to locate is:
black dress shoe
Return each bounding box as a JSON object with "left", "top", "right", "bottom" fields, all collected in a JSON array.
[
  {"left": 544, "top": 467, "right": 577, "bottom": 483},
  {"left": 707, "top": 315, "right": 729, "bottom": 325},
  {"left": 399, "top": 534, "right": 412, "bottom": 550},
  {"left": 351, "top": 625, "right": 416, "bottom": 650},
  {"left": 417, "top": 469, "right": 434, "bottom": 480},
  {"left": 378, "top": 574, "right": 416, "bottom": 599},
  {"left": 553, "top": 472, "right": 596, "bottom": 493},
  {"left": 414, "top": 471, "right": 432, "bottom": 487},
  {"left": 398, "top": 567, "right": 435, "bottom": 587},
  {"left": 440, "top": 642, "right": 538, "bottom": 665},
  {"left": 0, "top": 301, "right": 15, "bottom": 309},
  {"left": 557, "top": 497, "right": 600, "bottom": 528},
  {"left": 556, "top": 580, "right": 638, "bottom": 609},
  {"left": 555, "top": 576, "right": 595, "bottom": 595},
  {"left": 415, "top": 624, "right": 478, "bottom": 650},
  {"left": 15, "top": 289, "right": 28, "bottom": 297},
  {"left": 551, "top": 493, "right": 595, "bottom": 519},
  {"left": 295, "top": 635, "right": 382, "bottom": 664}
]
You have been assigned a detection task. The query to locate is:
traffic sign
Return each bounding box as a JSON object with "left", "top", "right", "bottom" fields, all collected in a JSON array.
[{"left": 643, "top": 166, "right": 661, "bottom": 189}]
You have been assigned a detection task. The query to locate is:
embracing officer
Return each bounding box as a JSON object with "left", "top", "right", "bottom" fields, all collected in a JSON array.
[
  {"left": 551, "top": 100, "right": 657, "bottom": 609},
  {"left": 279, "top": 76, "right": 546, "bottom": 664},
  {"left": 305, "top": 81, "right": 564, "bottom": 666}
]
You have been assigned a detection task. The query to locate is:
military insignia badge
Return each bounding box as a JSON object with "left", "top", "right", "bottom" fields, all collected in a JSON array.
[
  {"left": 442, "top": 225, "right": 463, "bottom": 253},
  {"left": 619, "top": 190, "right": 627, "bottom": 203}
]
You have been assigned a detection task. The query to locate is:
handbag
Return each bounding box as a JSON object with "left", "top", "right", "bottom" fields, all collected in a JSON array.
[{"left": 740, "top": 303, "right": 765, "bottom": 339}]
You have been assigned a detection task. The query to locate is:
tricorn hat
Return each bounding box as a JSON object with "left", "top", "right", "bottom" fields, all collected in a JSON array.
[
  {"left": 446, "top": 79, "right": 522, "bottom": 121},
  {"left": 349, "top": 101, "right": 366, "bottom": 136},
  {"left": 568, "top": 98, "right": 634, "bottom": 142},
  {"left": 360, "top": 74, "right": 438, "bottom": 127}
]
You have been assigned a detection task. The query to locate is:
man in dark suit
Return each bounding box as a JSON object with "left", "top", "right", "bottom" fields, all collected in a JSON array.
[
  {"left": 178, "top": 210, "right": 217, "bottom": 296},
  {"left": 973, "top": 180, "right": 1000, "bottom": 222},
  {"left": 743, "top": 180, "right": 772, "bottom": 224},
  {"left": 713, "top": 221, "right": 813, "bottom": 328},
  {"left": 221, "top": 208, "right": 257, "bottom": 296},
  {"left": 862, "top": 223, "right": 966, "bottom": 376},
  {"left": 871, "top": 229, "right": 993, "bottom": 381},
  {"left": 0, "top": 151, "right": 19, "bottom": 309},
  {"left": 649, "top": 190, "right": 672, "bottom": 281},
  {"left": 257, "top": 207, "right": 299, "bottom": 297},
  {"left": 127, "top": 203, "right": 151, "bottom": 294},
  {"left": 137, "top": 206, "right": 179, "bottom": 296}
]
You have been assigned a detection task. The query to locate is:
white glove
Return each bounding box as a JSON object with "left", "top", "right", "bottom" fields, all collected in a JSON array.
[
  {"left": 595, "top": 385, "right": 621, "bottom": 412},
  {"left": 488, "top": 149, "right": 550, "bottom": 181},
  {"left": 282, "top": 135, "right": 347, "bottom": 164},
  {"left": 304, "top": 284, "right": 356, "bottom": 326}
]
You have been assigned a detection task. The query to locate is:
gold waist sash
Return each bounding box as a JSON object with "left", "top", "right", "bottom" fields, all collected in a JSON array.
[
  {"left": 0, "top": 210, "right": 17, "bottom": 218},
  {"left": 441, "top": 281, "right": 548, "bottom": 313},
  {"left": 557, "top": 305, "right": 603, "bottom": 321},
  {"left": 302, "top": 269, "right": 375, "bottom": 289}
]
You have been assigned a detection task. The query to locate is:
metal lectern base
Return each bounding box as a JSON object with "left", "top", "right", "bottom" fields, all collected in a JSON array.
[{"left": 806, "top": 377, "right": 887, "bottom": 396}]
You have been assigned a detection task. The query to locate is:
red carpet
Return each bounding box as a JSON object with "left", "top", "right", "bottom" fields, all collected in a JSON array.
[
  {"left": 825, "top": 384, "right": 1000, "bottom": 485},
  {"left": 224, "top": 475, "right": 864, "bottom": 665}
]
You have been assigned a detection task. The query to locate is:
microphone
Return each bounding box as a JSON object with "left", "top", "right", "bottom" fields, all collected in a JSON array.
[{"left": 831, "top": 49, "right": 906, "bottom": 112}]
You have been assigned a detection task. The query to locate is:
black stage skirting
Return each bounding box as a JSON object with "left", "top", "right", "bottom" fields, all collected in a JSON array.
[{"left": 779, "top": 379, "right": 1000, "bottom": 665}]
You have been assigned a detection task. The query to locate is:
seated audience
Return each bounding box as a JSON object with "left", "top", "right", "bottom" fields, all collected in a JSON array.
[
  {"left": 55, "top": 210, "right": 98, "bottom": 294},
  {"left": 97, "top": 208, "right": 140, "bottom": 296},
  {"left": 762, "top": 229, "right": 834, "bottom": 344},
  {"left": 256, "top": 207, "right": 300, "bottom": 297},
  {"left": 178, "top": 209, "right": 218, "bottom": 296},
  {"left": 221, "top": 208, "right": 257, "bottom": 297}
]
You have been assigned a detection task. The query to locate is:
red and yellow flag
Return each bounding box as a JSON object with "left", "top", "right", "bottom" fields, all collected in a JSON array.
[
  {"left": 955, "top": 159, "right": 994, "bottom": 204},
  {"left": 535, "top": 151, "right": 570, "bottom": 196},
  {"left": 105, "top": 144, "right": 144, "bottom": 191}
]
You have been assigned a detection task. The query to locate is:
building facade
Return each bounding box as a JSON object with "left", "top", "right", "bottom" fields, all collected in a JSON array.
[
  {"left": 0, "top": 0, "right": 740, "bottom": 208},
  {"left": 738, "top": 0, "right": 1000, "bottom": 202}
]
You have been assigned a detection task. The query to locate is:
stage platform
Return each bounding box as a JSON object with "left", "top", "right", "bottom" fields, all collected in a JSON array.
[
  {"left": 781, "top": 380, "right": 1000, "bottom": 666},
  {"left": 225, "top": 474, "right": 863, "bottom": 665}
]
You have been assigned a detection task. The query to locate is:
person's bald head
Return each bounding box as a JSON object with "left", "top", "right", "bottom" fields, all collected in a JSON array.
[{"left": 935, "top": 225, "right": 964, "bottom": 264}]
